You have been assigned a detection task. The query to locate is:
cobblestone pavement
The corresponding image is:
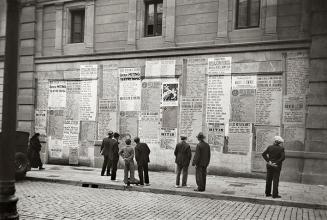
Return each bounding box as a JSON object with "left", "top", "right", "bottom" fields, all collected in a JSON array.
[{"left": 16, "top": 181, "right": 327, "bottom": 220}]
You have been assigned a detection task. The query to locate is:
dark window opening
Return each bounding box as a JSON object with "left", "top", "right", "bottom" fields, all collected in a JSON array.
[
  {"left": 236, "top": 0, "right": 260, "bottom": 29},
  {"left": 70, "top": 9, "right": 85, "bottom": 43},
  {"left": 145, "top": 1, "right": 163, "bottom": 37}
]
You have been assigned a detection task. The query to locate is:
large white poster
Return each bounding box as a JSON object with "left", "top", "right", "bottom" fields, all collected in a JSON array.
[
  {"left": 102, "top": 64, "right": 118, "bottom": 98},
  {"left": 80, "top": 64, "right": 98, "bottom": 79},
  {"left": 138, "top": 111, "right": 160, "bottom": 144},
  {"left": 206, "top": 75, "right": 231, "bottom": 124},
  {"left": 35, "top": 109, "right": 47, "bottom": 135},
  {"left": 227, "top": 122, "right": 252, "bottom": 154},
  {"left": 48, "top": 81, "right": 67, "bottom": 109},
  {"left": 119, "top": 68, "right": 141, "bottom": 111},
  {"left": 145, "top": 60, "right": 176, "bottom": 77},
  {"left": 66, "top": 81, "right": 80, "bottom": 121},
  {"left": 160, "top": 128, "right": 177, "bottom": 150},
  {"left": 283, "top": 95, "right": 305, "bottom": 124},
  {"left": 63, "top": 120, "right": 80, "bottom": 149},
  {"left": 208, "top": 57, "right": 232, "bottom": 75},
  {"left": 79, "top": 80, "right": 97, "bottom": 121},
  {"left": 98, "top": 99, "right": 118, "bottom": 139},
  {"left": 48, "top": 137, "right": 63, "bottom": 158}
]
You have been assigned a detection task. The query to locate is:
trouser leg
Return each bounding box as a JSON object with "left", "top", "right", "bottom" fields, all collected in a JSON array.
[
  {"left": 265, "top": 165, "right": 273, "bottom": 195},
  {"left": 138, "top": 164, "right": 144, "bottom": 185},
  {"left": 106, "top": 159, "right": 112, "bottom": 175},
  {"left": 130, "top": 161, "right": 135, "bottom": 181},
  {"left": 124, "top": 161, "right": 129, "bottom": 184},
  {"left": 182, "top": 166, "right": 188, "bottom": 186},
  {"left": 176, "top": 164, "right": 182, "bottom": 186},
  {"left": 195, "top": 166, "right": 204, "bottom": 190},
  {"left": 101, "top": 156, "right": 108, "bottom": 176},
  {"left": 36, "top": 152, "right": 43, "bottom": 168},
  {"left": 272, "top": 168, "right": 281, "bottom": 197},
  {"left": 202, "top": 167, "right": 207, "bottom": 191},
  {"left": 111, "top": 159, "right": 118, "bottom": 180},
  {"left": 144, "top": 163, "right": 149, "bottom": 184}
]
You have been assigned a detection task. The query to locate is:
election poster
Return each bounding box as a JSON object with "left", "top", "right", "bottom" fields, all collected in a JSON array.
[
  {"left": 35, "top": 109, "right": 47, "bottom": 135},
  {"left": 162, "top": 81, "right": 179, "bottom": 106},
  {"left": 141, "top": 79, "right": 161, "bottom": 112},
  {"left": 283, "top": 95, "right": 305, "bottom": 124},
  {"left": 63, "top": 120, "right": 80, "bottom": 149},
  {"left": 48, "top": 137, "right": 63, "bottom": 158},
  {"left": 119, "top": 111, "right": 138, "bottom": 141},
  {"left": 79, "top": 80, "right": 97, "bottom": 121},
  {"left": 48, "top": 110, "right": 64, "bottom": 139},
  {"left": 80, "top": 64, "right": 98, "bottom": 79},
  {"left": 255, "top": 75, "right": 282, "bottom": 126},
  {"left": 226, "top": 122, "right": 252, "bottom": 154},
  {"left": 145, "top": 60, "right": 176, "bottom": 77},
  {"left": 286, "top": 52, "right": 309, "bottom": 96},
  {"left": 180, "top": 97, "right": 203, "bottom": 144},
  {"left": 232, "top": 75, "right": 257, "bottom": 89},
  {"left": 207, "top": 57, "right": 232, "bottom": 75},
  {"left": 138, "top": 111, "right": 160, "bottom": 144},
  {"left": 160, "top": 128, "right": 177, "bottom": 150},
  {"left": 255, "top": 126, "right": 280, "bottom": 152},
  {"left": 119, "top": 68, "right": 141, "bottom": 111},
  {"left": 207, "top": 123, "right": 225, "bottom": 151},
  {"left": 206, "top": 75, "right": 231, "bottom": 124},
  {"left": 36, "top": 80, "right": 49, "bottom": 109},
  {"left": 65, "top": 81, "right": 80, "bottom": 121},
  {"left": 183, "top": 58, "right": 207, "bottom": 97},
  {"left": 161, "top": 106, "right": 178, "bottom": 128},
  {"left": 102, "top": 64, "right": 119, "bottom": 98},
  {"left": 97, "top": 99, "right": 118, "bottom": 139},
  {"left": 231, "top": 89, "right": 256, "bottom": 122},
  {"left": 48, "top": 81, "right": 67, "bottom": 109}
]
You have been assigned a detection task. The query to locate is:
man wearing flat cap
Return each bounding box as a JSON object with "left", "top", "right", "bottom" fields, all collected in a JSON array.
[
  {"left": 262, "top": 136, "right": 285, "bottom": 198},
  {"left": 192, "top": 132, "right": 211, "bottom": 192},
  {"left": 100, "top": 131, "right": 116, "bottom": 176},
  {"left": 174, "top": 135, "right": 192, "bottom": 188}
]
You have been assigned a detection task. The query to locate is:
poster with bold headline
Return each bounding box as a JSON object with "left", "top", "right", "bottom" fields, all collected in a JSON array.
[
  {"left": 119, "top": 68, "right": 141, "bottom": 111},
  {"left": 207, "top": 57, "right": 232, "bottom": 75},
  {"left": 48, "top": 81, "right": 67, "bottom": 109}
]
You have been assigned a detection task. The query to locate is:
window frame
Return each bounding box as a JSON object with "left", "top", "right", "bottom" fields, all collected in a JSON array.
[
  {"left": 144, "top": 0, "right": 163, "bottom": 37},
  {"left": 235, "top": 0, "right": 260, "bottom": 30},
  {"left": 69, "top": 8, "right": 85, "bottom": 44}
]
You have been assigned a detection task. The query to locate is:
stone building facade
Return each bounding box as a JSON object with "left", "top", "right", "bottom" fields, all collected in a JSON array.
[{"left": 0, "top": 0, "right": 326, "bottom": 184}]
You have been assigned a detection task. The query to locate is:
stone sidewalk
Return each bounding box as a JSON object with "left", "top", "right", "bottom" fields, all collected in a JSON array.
[{"left": 24, "top": 164, "right": 327, "bottom": 210}]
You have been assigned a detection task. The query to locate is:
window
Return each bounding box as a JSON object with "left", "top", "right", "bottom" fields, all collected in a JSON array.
[
  {"left": 145, "top": 1, "right": 163, "bottom": 37},
  {"left": 70, "top": 9, "right": 85, "bottom": 43},
  {"left": 236, "top": 0, "right": 260, "bottom": 29}
]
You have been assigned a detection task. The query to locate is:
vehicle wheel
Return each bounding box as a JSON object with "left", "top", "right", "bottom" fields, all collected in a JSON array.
[{"left": 15, "top": 152, "right": 29, "bottom": 179}]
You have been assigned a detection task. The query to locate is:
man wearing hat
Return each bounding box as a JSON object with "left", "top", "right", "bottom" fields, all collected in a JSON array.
[
  {"left": 192, "top": 132, "right": 211, "bottom": 192},
  {"left": 100, "top": 131, "right": 115, "bottom": 176},
  {"left": 262, "top": 136, "right": 285, "bottom": 198},
  {"left": 111, "top": 132, "right": 120, "bottom": 181},
  {"left": 174, "top": 135, "right": 192, "bottom": 188}
]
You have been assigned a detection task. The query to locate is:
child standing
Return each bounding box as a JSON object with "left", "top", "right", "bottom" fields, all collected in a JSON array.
[{"left": 119, "top": 139, "right": 137, "bottom": 185}]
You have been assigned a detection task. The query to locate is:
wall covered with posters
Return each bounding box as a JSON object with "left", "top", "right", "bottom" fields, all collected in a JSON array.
[{"left": 34, "top": 50, "right": 309, "bottom": 177}]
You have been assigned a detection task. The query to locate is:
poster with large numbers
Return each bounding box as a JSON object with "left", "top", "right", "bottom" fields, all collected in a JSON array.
[
  {"left": 119, "top": 68, "right": 141, "bottom": 111},
  {"left": 255, "top": 75, "right": 282, "bottom": 126},
  {"left": 206, "top": 75, "right": 231, "bottom": 124},
  {"left": 180, "top": 97, "right": 203, "bottom": 144},
  {"left": 79, "top": 80, "right": 97, "bottom": 121},
  {"left": 48, "top": 81, "right": 67, "bottom": 109}
]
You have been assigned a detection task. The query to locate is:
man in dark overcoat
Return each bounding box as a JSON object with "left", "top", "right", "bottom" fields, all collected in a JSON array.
[
  {"left": 134, "top": 137, "right": 151, "bottom": 186},
  {"left": 192, "top": 132, "right": 210, "bottom": 192},
  {"left": 262, "top": 136, "right": 285, "bottom": 198},
  {"left": 174, "top": 135, "right": 192, "bottom": 187},
  {"left": 100, "top": 131, "right": 115, "bottom": 176},
  {"left": 111, "top": 132, "right": 120, "bottom": 181}
]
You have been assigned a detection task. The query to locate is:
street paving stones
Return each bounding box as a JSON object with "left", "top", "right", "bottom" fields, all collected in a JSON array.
[{"left": 16, "top": 181, "right": 327, "bottom": 220}]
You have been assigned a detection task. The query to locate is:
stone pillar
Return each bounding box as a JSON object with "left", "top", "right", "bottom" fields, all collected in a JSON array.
[
  {"left": 263, "top": 0, "right": 277, "bottom": 40},
  {"left": 127, "top": 0, "right": 137, "bottom": 50},
  {"left": 35, "top": 5, "right": 43, "bottom": 57},
  {"left": 55, "top": 3, "right": 63, "bottom": 55},
  {"left": 85, "top": 0, "right": 95, "bottom": 51},
  {"left": 215, "top": 0, "right": 229, "bottom": 44},
  {"left": 303, "top": 0, "right": 327, "bottom": 185},
  {"left": 165, "top": 0, "right": 176, "bottom": 46},
  {"left": 0, "top": 0, "right": 20, "bottom": 219}
]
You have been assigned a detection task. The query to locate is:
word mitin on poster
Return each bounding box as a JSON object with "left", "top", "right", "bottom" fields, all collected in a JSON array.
[
  {"left": 160, "top": 128, "right": 177, "bottom": 150},
  {"left": 207, "top": 123, "right": 225, "bottom": 152},
  {"left": 119, "top": 68, "right": 141, "bottom": 111}
]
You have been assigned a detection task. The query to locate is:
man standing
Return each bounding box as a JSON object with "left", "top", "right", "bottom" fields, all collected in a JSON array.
[
  {"left": 100, "top": 131, "right": 115, "bottom": 176},
  {"left": 111, "top": 132, "right": 120, "bottom": 181},
  {"left": 192, "top": 132, "right": 210, "bottom": 192},
  {"left": 174, "top": 136, "right": 192, "bottom": 188},
  {"left": 134, "top": 137, "right": 151, "bottom": 186},
  {"left": 262, "top": 136, "right": 285, "bottom": 199}
]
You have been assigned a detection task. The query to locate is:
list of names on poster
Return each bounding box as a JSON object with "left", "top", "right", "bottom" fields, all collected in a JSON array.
[
  {"left": 66, "top": 81, "right": 80, "bottom": 121},
  {"left": 139, "top": 112, "right": 160, "bottom": 144},
  {"left": 227, "top": 122, "right": 252, "bottom": 154},
  {"left": 79, "top": 80, "right": 97, "bottom": 121},
  {"left": 185, "top": 58, "right": 206, "bottom": 97},
  {"left": 255, "top": 126, "right": 280, "bottom": 152},
  {"left": 63, "top": 120, "right": 80, "bottom": 148},
  {"left": 255, "top": 75, "right": 282, "bottom": 126},
  {"left": 102, "top": 64, "right": 118, "bottom": 98},
  {"left": 80, "top": 64, "right": 98, "bottom": 79},
  {"left": 283, "top": 95, "right": 305, "bottom": 124},
  {"left": 141, "top": 80, "right": 161, "bottom": 112}
]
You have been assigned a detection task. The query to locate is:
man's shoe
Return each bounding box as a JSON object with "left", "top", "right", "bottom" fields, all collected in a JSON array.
[
  {"left": 106, "top": 173, "right": 111, "bottom": 176},
  {"left": 266, "top": 194, "right": 272, "bottom": 197},
  {"left": 39, "top": 167, "right": 45, "bottom": 170},
  {"left": 182, "top": 185, "right": 191, "bottom": 188},
  {"left": 175, "top": 185, "right": 181, "bottom": 188},
  {"left": 272, "top": 195, "right": 281, "bottom": 199},
  {"left": 194, "top": 189, "right": 204, "bottom": 192},
  {"left": 145, "top": 183, "right": 151, "bottom": 186}
]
